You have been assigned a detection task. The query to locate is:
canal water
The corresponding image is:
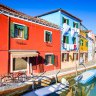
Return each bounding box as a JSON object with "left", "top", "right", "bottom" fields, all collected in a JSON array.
[{"left": 60, "top": 78, "right": 96, "bottom": 96}]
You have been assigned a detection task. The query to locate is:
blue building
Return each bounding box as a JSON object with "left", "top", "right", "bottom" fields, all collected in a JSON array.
[{"left": 36, "top": 9, "right": 82, "bottom": 69}]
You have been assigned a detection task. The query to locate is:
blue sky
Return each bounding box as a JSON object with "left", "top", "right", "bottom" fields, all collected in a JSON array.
[{"left": 0, "top": 0, "right": 96, "bottom": 34}]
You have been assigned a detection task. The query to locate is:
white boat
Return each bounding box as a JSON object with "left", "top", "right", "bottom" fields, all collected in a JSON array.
[
  {"left": 23, "top": 78, "right": 69, "bottom": 96},
  {"left": 75, "top": 69, "right": 96, "bottom": 84}
]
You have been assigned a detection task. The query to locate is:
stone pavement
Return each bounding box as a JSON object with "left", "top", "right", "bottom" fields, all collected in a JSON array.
[{"left": 38, "top": 59, "right": 96, "bottom": 78}]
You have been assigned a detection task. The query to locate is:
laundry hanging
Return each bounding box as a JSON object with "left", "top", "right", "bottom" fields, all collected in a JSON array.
[{"left": 62, "top": 23, "right": 70, "bottom": 35}]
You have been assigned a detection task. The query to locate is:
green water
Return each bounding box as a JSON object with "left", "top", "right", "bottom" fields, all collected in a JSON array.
[{"left": 60, "top": 78, "right": 96, "bottom": 96}]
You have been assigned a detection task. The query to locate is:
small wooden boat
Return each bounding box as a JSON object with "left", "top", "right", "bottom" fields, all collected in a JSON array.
[{"left": 75, "top": 69, "right": 96, "bottom": 84}]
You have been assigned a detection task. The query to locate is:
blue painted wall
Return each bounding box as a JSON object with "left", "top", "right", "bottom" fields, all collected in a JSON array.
[{"left": 39, "top": 10, "right": 81, "bottom": 51}]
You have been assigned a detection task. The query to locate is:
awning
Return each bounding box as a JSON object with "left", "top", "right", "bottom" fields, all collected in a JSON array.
[{"left": 10, "top": 51, "right": 38, "bottom": 58}]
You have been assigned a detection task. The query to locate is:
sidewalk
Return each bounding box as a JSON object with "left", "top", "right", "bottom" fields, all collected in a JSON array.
[{"left": 39, "top": 59, "right": 96, "bottom": 78}]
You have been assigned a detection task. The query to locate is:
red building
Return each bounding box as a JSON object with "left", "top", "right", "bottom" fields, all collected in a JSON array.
[{"left": 0, "top": 4, "right": 61, "bottom": 75}]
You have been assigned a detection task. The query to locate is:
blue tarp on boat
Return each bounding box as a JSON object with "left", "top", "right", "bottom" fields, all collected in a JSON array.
[
  {"left": 75, "top": 69, "right": 96, "bottom": 84},
  {"left": 23, "top": 83, "right": 69, "bottom": 96}
]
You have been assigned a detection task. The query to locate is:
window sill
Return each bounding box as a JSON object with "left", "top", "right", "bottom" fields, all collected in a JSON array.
[
  {"left": 11, "top": 69, "right": 27, "bottom": 73},
  {"left": 12, "top": 38, "right": 26, "bottom": 40},
  {"left": 45, "top": 64, "right": 53, "bottom": 66}
]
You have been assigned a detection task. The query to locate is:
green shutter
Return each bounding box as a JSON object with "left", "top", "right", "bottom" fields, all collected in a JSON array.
[
  {"left": 66, "top": 36, "right": 69, "bottom": 43},
  {"left": 62, "top": 17, "right": 64, "bottom": 24},
  {"left": 73, "top": 22, "right": 75, "bottom": 28},
  {"left": 67, "top": 19, "right": 69, "bottom": 25},
  {"left": 76, "top": 23, "right": 78, "bottom": 28},
  {"left": 50, "top": 34, "right": 52, "bottom": 42},
  {"left": 51, "top": 55, "right": 55, "bottom": 64},
  {"left": 10, "top": 23, "right": 15, "bottom": 38},
  {"left": 24, "top": 26, "right": 28, "bottom": 40}
]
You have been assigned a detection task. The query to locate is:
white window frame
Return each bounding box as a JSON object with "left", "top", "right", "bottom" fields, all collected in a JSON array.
[
  {"left": 44, "top": 30, "right": 52, "bottom": 43},
  {"left": 10, "top": 54, "right": 29, "bottom": 72},
  {"left": 45, "top": 53, "right": 54, "bottom": 66},
  {"left": 13, "top": 22, "right": 26, "bottom": 40}
]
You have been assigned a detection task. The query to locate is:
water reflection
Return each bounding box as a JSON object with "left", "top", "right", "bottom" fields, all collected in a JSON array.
[{"left": 61, "top": 78, "right": 96, "bottom": 96}]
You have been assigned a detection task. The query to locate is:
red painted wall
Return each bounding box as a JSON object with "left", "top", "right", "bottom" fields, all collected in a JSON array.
[
  {"left": 0, "top": 14, "right": 61, "bottom": 75},
  {"left": 0, "top": 14, "right": 9, "bottom": 75},
  {"left": 10, "top": 17, "right": 61, "bottom": 73}
]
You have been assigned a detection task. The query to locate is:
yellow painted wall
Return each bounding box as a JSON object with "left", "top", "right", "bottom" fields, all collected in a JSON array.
[{"left": 80, "top": 31, "right": 88, "bottom": 52}]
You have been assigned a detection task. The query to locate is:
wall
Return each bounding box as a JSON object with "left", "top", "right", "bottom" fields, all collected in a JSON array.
[
  {"left": 40, "top": 11, "right": 61, "bottom": 26},
  {"left": 0, "top": 14, "right": 9, "bottom": 75},
  {"left": 10, "top": 17, "right": 61, "bottom": 73}
]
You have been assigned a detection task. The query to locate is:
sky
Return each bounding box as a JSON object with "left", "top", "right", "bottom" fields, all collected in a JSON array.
[{"left": 0, "top": 0, "right": 96, "bottom": 34}]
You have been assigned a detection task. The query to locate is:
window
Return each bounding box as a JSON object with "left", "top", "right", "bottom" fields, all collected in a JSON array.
[
  {"left": 73, "top": 37, "right": 76, "bottom": 44},
  {"left": 80, "top": 39, "right": 83, "bottom": 46},
  {"left": 63, "top": 36, "right": 69, "bottom": 43},
  {"left": 73, "top": 22, "right": 78, "bottom": 28},
  {"left": 45, "top": 54, "right": 55, "bottom": 65},
  {"left": 10, "top": 23, "right": 28, "bottom": 39},
  {"left": 62, "top": 53, "right": 69, "bottom": 62},
  {"left": 45, "top": 31, "right": 52, "bottom": 43},
  {"left": 62, "top": 17, "right": 69, "bottom": 25},
  {"left": 13, "top": 58, "right": 27, "bottom": 71},
  {"left": 73, "top": 53, "right": 78, "bottom": 60}
]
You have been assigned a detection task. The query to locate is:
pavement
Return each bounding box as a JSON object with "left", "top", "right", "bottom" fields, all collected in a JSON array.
[{"left": 38, "top": 59, "right": 96, "bottom": 78}]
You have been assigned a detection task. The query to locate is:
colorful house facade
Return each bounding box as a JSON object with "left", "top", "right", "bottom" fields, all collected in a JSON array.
[
  {"left": 87, "top": 31, "right": 95, "bottom": 61},
  {"left": 35, "top": 9, "right": 82, "bottom": 69},
  {"left": 79, "top": 25, "right": 88, "bottom": 63},
  {"left": 0, "top": 4, "right": 61, "bottom": 75}
]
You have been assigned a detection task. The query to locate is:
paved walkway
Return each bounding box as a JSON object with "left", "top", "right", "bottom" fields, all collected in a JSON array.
[{"left": 39, "top": 59, "right": 96, "bottom": 78}]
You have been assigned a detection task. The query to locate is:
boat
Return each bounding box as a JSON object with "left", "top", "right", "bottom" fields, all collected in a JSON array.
[
  {"left": 75, "top": 69, "right": 96, "bottom": 84},
  {"left": 22, "top": 78, "right": 69, "bottom": 96}
]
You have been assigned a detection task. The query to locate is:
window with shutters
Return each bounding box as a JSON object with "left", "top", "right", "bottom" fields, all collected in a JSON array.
[
  {"left": 73, "top": 37, "right": 76, "bottom": 44},
  {"left": 80, "top": 39, "right": 83, "bottom": 46},
  {"left": 63, "top": 36, "right": 69, "bottom": 43},
  {"left": 73, "top": 22, "right": 78, "bottom": 28},
  {"left": 62, "top": 53, "right": 69, "bottom": 62},
  {"left": 62, "top": 17, "right": 69, "bottom": 25},
  {"left": 44, "top": 30, "right": 52, "bottom": 43},
  {"left": 45, "top": 54, "right": 55, "bottom": 65},
  {"left": 10, "top": 23, "right": 28, "bottom": 40},
  {"left": 73, "top": 53, "right": 78, "bottom": 60}
]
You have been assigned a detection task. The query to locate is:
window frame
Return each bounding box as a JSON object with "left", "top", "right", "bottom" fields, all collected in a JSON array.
[
  {"left": 45, "top": 53, "right": 55, "bottom": 65},
  {"left": 62, "top": 53, "right": 69, "bottom": 62},
  {"left": 62, "top": 17, "right": 69, "bottom": 25},
  {"left": 73, "top": 22, "right": 78, "bottom": 28},
  {"left": 63, "top": 36, "right": 69, "bottom": 44},
  {"left": 10, "top": 22, "right": 28, "bottom": 40},
  {"left": 10, "top": 57, "right": 28, "bottom": 72},
  {"left": 73, "top": 53, "right": 78, "bottom": 61},
  {"left": 44, "top": 30, "right": 52, "bottom": 43}
]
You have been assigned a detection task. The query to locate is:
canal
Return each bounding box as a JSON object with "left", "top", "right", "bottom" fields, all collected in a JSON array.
[
  {"left": 60, "top": 76, "right": 96, "bottom": 96},
  {"left": 22, "top": 68, "right": 96, "bottom": 96}
]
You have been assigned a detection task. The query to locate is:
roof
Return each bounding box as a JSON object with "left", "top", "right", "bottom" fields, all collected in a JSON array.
[
  {"left": 35, "top": 8, "right": 82, "bottom": 22},
  {"left": 0, "top": 4, "right": 59, "bottom": 29}
]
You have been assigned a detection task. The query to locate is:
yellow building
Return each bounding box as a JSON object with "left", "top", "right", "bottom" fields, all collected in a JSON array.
[{"left": 79, "top": 30, "right": 88, "bottom": 63}]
